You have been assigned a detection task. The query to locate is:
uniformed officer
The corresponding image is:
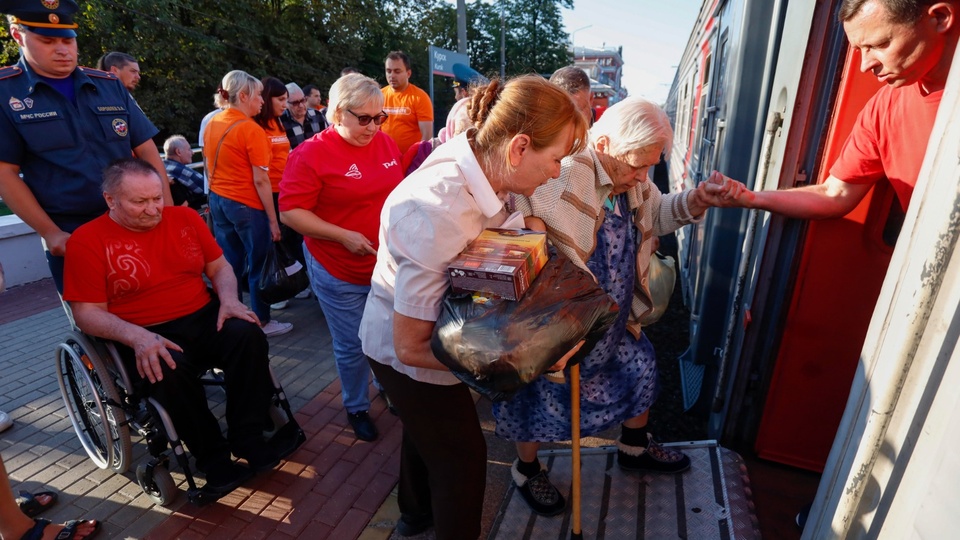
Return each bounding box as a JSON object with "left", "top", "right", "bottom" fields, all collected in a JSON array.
[{"left": 0, "top": 0, "right": 172, "bottom": 291}]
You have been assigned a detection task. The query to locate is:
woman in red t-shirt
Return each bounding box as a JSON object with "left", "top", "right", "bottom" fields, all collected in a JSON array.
[{"left": 279, "top": 73, "right": 403, "bottom": 442}]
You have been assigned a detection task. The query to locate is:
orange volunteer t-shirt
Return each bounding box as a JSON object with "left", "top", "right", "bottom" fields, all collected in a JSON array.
[{"left": 203, "top": 108, "right": 271, "bottom": 209}]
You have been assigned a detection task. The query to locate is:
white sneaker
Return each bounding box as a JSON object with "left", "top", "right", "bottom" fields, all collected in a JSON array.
[
  {"left": 294, "top": 288, "right": 311, "bottom": 299},
  {"left": 0, "top": 410, "right": 12, "bottom": 433},
  {"left": 271, "top": 300, "right": 289, "bottom": 310},
  {"left": 261, "top": 320, "right": 293, "bottom": 337}
]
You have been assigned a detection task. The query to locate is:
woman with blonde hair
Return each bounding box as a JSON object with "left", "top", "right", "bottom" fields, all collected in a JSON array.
[
  {"left": 358, "top": 75, "right": 588, "bottom": 540},
  {"left": 280, "top": 73, "right": 402, "bottom": 441},
  {"left": 204, "top": 70, "right": 291, "bottom": 337}
]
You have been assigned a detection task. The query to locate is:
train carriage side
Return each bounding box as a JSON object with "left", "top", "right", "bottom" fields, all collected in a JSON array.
[{"left": 666, "top": 0, "right": 786, "bottom": 415}]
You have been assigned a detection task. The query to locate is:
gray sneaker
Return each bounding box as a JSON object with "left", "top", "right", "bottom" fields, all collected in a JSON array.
[{"left": 261, "top": 320, "right": 293, "bottom": 337}]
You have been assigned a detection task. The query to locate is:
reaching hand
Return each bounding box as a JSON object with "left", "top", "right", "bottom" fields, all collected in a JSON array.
[{"left": 700, "top": 170, "right": 754, "bottom": 207}]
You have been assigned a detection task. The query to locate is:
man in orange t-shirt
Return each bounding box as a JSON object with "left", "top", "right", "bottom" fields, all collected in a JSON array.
[{"left": 381, "top": 51, "right": 434, "bottom": 153}]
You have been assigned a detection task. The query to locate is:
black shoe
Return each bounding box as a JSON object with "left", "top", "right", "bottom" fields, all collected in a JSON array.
[
  {"left": 395, "top": 513, "right": 433, "bottom": 536},
  {"left": 234, "top": 440, "right": 281, "bottom": 473},
  {"left": 379, "top": 389, "right": 398, "bottom": 416},
  {"left": 203, "top": 460, "right": 253, "bottom": 495},
  {"left": 347, "top": 410, "right": 378, "bottom": 441},
  {"left": 617, "top": 433, "right": 691, "bottom": 474},
  {"left": 511, "top": 459, "right": 566, "bottom": 516}
]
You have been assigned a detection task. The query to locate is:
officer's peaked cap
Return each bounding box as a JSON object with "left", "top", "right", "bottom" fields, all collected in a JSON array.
[{"left": 1, "top": 0, "right": 79, "bottom": 38}]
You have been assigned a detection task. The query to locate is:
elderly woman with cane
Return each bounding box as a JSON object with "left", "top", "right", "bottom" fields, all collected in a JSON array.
[{"left": 494, "top": 96, "right": 737, "bottom": 517}]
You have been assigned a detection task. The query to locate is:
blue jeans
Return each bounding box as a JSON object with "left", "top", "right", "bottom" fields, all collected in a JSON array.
[
  {"left": 305, "top": 248, "right": 372, "bottom": 413},
  {"left": 208, "top": 192, "right": 272, "bottom": 323}
]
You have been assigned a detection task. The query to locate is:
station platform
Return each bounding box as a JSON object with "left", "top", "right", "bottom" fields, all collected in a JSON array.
[{"left": 0, "top": 278, "right": 815, "bottom": 539}]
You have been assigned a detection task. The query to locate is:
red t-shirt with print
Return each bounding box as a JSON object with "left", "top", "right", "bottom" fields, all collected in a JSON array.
[
  {"left": 279, "top": 127, "right": 402, "bottom": 285},
  {"left": 64, "top": 207, "right": 223, "bottom": 327}
]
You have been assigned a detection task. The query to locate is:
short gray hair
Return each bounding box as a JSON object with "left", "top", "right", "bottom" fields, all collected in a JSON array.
[
  {"left": 163, "top": 134, "right": 190, "bottom": 158},
  {"left": 215, "top": 70, "right": 262, "bottom": 109},
  {"left": 102, "top": 158, "right": 162, "bottom": 196},
  {"left": 326, "top": 73, "right": 384, "bottom": 125},
  {"left": 589, "top": 97, "right": 672, "bottom": 157},
  {"left": 285, "top": 82, "right": 304, "bottom": 100}
]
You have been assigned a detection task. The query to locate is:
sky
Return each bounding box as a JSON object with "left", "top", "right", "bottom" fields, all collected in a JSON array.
[
  {"left": 442, "top": 0, "right": 704, "bottom": 104},
  {"left": 561, "top": 0, "right": 703, "bottom": 103}
]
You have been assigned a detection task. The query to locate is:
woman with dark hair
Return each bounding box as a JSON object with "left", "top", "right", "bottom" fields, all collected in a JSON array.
[
  {"left": 358, "top": 75, "right": 588, "bottom": 540},
  {"left": 253, "top": 77, "right": 303, "bottom": 309}
]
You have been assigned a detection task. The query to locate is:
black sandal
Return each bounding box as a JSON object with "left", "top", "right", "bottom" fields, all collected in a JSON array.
[
  {"left": 16, "top": 490, "right": 58, "bottom": 518},
  {"left": 19, "top": 518, "right": 101, "bottom": 540}
]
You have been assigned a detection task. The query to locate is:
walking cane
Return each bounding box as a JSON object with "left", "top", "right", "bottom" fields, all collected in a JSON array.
[{"left": 570, "top": 362, "right": 583, "bottom": 540}]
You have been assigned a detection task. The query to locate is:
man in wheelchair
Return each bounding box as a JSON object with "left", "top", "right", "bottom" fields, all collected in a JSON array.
[{"left": 62, "top": 158, "right": 294, "bottom": 496}]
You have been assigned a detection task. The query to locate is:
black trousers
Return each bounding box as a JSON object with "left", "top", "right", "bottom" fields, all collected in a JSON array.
[
  {"left": 117, "top": 299, "right": 272, "bottom": 472},
  {"left": 368, "top": 359, "right": 486, "bottom": 540}
]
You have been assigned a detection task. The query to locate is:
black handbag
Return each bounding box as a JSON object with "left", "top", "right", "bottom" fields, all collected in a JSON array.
[{"left": 257, "top": 242, "right": 310, "bottom": 304}]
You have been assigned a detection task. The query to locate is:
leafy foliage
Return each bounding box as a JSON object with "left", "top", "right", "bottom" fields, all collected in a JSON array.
[{"left": 1, "top": 0, "right": 572, "bottom": 144}]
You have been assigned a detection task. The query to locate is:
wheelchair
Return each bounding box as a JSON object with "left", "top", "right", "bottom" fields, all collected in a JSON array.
[{"left": 54, "top": 329, "right": 305, "bottom": 507}]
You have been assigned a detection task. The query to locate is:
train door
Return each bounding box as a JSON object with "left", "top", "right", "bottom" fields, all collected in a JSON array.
[{"left": 752, "top": 45, "right": 890, "bottom": 471}]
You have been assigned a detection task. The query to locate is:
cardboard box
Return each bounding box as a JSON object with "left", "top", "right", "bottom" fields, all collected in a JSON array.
[{"left": 448, "top": 228, "right": 548, "bottom": 300}]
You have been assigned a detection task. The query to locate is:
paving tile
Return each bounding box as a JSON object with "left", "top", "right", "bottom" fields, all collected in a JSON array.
[
  {"left": 315, "top": 483, "right": 362, "bottom": 527},
  {"left": 276, "top": 491, "right": 328, "bottom": 537},
  {"left": 329, "top": 508, "right": 374, "bottom": 540},
  {"left": 354, "top": 471, "right": 402, "bottom": 514}
]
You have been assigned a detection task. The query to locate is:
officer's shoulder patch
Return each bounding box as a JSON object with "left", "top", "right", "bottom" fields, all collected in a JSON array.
[
  {"left": 0, "top": 65, "right": 23, "bottom": 81},
  {"left": 79, "top": 66, "right": 118, "bottom": 80}
]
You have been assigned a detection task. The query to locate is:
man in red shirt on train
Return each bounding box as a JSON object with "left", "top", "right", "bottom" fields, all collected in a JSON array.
[
  {"left": 708, "top": 0, "right": 959, "bottom": 529},
  {"left": 710, "top": 0, "right": 958, "bottom": 216}
]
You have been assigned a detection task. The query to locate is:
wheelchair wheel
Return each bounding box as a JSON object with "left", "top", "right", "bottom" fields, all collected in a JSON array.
[
  {"left": 55, "top": 331, "right": 132, "bottom": 473},
  {"left": 137, "top": 462, "right": 177, "bottom": 506}
]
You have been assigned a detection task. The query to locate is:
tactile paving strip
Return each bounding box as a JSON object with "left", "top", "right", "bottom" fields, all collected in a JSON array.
[{"left": 488, "top": 441, "right": 759, "bottom": 540}]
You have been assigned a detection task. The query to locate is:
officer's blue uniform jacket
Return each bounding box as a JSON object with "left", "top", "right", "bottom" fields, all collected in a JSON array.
[{"left": 0, "top": 57, "right": 158, "bottom": 232}]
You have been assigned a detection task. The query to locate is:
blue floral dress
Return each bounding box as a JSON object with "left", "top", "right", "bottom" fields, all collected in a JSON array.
[{"left": 493, "top": 194, "right": 660, "bottom": 441}]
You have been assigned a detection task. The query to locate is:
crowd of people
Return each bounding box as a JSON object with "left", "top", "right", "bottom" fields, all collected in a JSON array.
[{"left": 0, "top": 0, "right": 957, "bottom": 538}]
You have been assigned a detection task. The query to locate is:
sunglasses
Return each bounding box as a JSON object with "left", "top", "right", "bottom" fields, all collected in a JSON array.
[
  {"left": 347, "top": 109, "right": 389, "bottom": 126},
  {"left": 289, "top": 98, "right": 307, "bottom": 106}
]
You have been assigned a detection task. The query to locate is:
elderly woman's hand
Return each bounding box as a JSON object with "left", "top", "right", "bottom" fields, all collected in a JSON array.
[
  {"left": 698, "top": 170, "right": 755, "bottom": 208},
  {"left": 339, "top": 230, "right": 378, "bottom": 256},
  {"left": 546, "top": 340, "right": 585, "bottom": 373}
]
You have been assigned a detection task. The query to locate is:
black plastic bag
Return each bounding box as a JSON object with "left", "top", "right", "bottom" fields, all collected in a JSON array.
[
  {"left": 258, "top": 242, "right": 310, "bottom": 305},
  {"left": 431, "top": 252, "right": 619, "bottom": 401}
]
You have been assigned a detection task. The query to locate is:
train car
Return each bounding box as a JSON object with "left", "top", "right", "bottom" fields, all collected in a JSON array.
[
  {"left": 666, "top": 0, "right": 914, "bottom": 473},
  {"left": 666, "top": 0, "right": 960, "bottom": 536}
]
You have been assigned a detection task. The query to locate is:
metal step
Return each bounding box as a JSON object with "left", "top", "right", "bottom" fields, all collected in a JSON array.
[{"left": 489, "top": 441, "right": 759, "bottom": 539}]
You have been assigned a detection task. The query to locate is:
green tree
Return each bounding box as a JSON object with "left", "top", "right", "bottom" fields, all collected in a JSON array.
[{"left": 0, "top": 0, "right": 573, "bottom": 144}]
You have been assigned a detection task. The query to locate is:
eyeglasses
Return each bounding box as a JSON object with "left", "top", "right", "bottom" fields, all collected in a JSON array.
[
  {"left": 346, "top": 109, "right": 388, "bottom": 126},
  {"left": 289, "top": 98, "right": 306, "bottom": 106}
]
